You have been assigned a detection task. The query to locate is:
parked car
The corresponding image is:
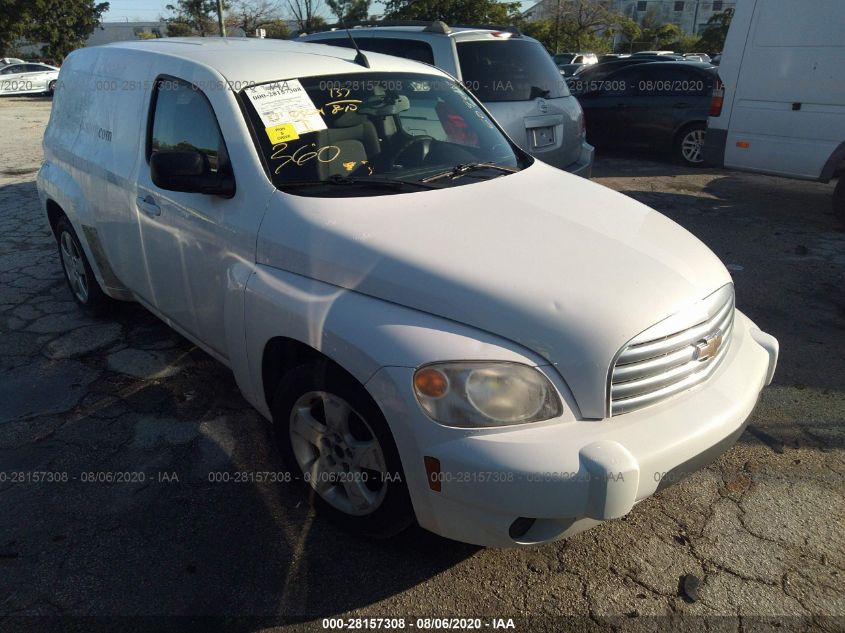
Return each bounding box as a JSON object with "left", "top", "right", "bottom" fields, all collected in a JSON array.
[
  {"left": 0, "top": 62, "right": 59, "bottom": 95},
  {"left": 567, "top": 55, "right": 676, "bottom": 86},
  {"left": 554, "top": 53, "right": 598, "bottom": 77},
  {"left": 0, "top": 57, "right": 25, "bottom": 66},
  {"left": 553, "top": 52, "right": 598, "bottom": 66},
  {"left": 575, "top": 61, "right": 717, "bottom": 165},
  {"left": 300, "top": 22, "right": 594, "bottom": 177},
  {"left": 683, "top": 53, "right": 711, "bottom": 63},
  {"left": 598, "top": 53, "right": 630, "bottom": 63},
  {"left": 703, "top": 0, "right": 845, "bottom": 220},
  {"left": 37, "top": 38, "right": 778, "bottom": 548}
]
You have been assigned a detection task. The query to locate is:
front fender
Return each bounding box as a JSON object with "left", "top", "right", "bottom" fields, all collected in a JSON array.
[{"left": 243, "top": 263, "right": 574, "bottom": 419}]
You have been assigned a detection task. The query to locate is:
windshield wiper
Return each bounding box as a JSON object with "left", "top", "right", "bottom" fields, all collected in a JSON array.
[
  {"left": 421, "top": 162, "right": 519, "bottom": 183},
  {"left": 283, "top": 174, "right": 441, "bottom": 190}
]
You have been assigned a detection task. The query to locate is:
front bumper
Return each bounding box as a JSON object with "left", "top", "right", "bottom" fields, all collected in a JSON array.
[{"left": 366, "top": 310, "right": 778, "bottom": 547}]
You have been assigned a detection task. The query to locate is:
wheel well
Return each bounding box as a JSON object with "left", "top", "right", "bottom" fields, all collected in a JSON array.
[
  {"left": 261, "top": 337, "right": 337, "bottom": 410},
  {"left": 674, "top": 121, "right": 706, "bottom": 145},
  {"left": 46, "top": 199, "right": 65, "bottom": 238}
]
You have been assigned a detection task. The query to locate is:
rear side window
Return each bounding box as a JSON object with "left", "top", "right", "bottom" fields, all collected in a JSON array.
[
  {"left": 636, "top": 67, "right": 710, "bottom": 96},
  {"left": 456, "top": 39, "right": 569, "bottom": 102},
  {"left": 0, "top": 65, "right": 23, "bottom": 75},
  {"left": 308, "top": 37, "right": 435, "bottom": 65},
  {"left": 148, "top": 77, "right": 227, "bottom": 171}
]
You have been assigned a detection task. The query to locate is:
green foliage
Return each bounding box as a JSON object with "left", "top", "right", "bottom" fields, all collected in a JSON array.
[
  {"left": 0, "top": 0, "right": 109, "bottom": 59},
  {"left": 262, "top": 19, "right": 290, "bottom": 38},
  {"left": 166, "top": 18, "right": 194, "bottom": 36},
  {"left": 522, "top": 1, "right": 638, "bottom": 55},
  {"left": 633, "top": 9, "right": 682, "bottom": 50},
  {"left": 383, "top": 0, "right": 522, "bottom": 25},
  {"left": 697, "top": 8, "right": 733, "bottom": 53},
  {"left": 326, "top": 0, "right": 371, "bottom": 23},
  {"left": 165, "top": 0, "right": 220, "bottom": 37},
  {"left": 670, "top": 34, "right": 702, "bottom": 54}
]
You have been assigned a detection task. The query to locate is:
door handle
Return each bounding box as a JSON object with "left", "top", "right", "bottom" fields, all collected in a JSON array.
[{"left": 136, "top": 195, "right": 161, "bottom": 217}]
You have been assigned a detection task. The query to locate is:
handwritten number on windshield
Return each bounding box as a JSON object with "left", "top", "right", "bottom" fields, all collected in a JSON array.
[{"left": 271, "top": 143, "right": 341, "bottom": 173}]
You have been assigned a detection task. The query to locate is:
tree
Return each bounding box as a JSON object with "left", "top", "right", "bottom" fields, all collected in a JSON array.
[
  {"left": 382, "top": 0, "right": 521, "bottom": 25},
  {"left": 262, "top": 18, "right": 290, "bottom": 38},
  {"left": 1, "top": 0, "right": 109, "bottom": 59},
  {"left": 697, "top": 7, "right": 733, "bottom": 53},
  {"left": 326, "top": 0, "right": 370, "bottom": 23},
  {"left": 29, "top": 0, "right": 109, "bottom": 60},
  {"left": 522, "top": 0, "right": 634, "bottom": 54},
  {"left": 287, "top": 0, "right": 325, "bottom": 32},
  {"left": 636, "top": 7, "right": 682, "bottom": 50},
  {"left": 165, "top": 0, "right": 219, "bottom": 37},
  {"left": 226, "top": 0, "right": 283, "bottom": 35}
]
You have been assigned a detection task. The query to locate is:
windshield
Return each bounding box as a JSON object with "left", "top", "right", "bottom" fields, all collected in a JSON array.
[
  {"left": 456, "top": 39, "right": 570, "bottom": 102},
  {"left": 240, "top": 72, "right": 527, "bottom": 196}
]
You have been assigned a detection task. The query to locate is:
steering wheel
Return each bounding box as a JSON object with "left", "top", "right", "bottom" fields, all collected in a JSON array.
[{"left": 393, "top": 135, "right": 434, "bottom": 168}]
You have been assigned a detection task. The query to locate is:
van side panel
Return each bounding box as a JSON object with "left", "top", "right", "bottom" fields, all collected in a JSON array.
[
  {"left": 76, "top": 48, "right": 151, "bottom": 296},
  {"left": 714, "top": 0, "right": 845, "bottom": 181}
]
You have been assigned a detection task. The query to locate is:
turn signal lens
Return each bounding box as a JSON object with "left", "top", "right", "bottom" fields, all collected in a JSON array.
[
  {"left": 736, "top": 141, "right": 750, "bottom": 148},
  {"left": 414, "top": 367, "right": 449, "bottom": 398}
]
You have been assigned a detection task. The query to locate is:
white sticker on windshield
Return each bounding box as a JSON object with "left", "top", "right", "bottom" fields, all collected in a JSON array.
[{"left": 245, "top": 79, "right": 327, "bottom": 138}]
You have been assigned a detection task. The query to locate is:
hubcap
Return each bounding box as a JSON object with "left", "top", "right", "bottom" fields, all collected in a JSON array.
[
  {"left": 681, "top": 129, "right": 705, "bottom": 164},
  {"left": 289, "top": 391, "right": 388, "bottom": 516},
  {"left": 60, "top": 231, "right": 89, "bottom": 303}
]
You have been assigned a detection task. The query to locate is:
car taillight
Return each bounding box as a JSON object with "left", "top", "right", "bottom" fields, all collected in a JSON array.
[{"left": 710, "top": 77, "right": 724, "bottom": 117}]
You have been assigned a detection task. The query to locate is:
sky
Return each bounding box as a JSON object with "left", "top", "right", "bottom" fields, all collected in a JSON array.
[{"left": 102, "top": 0, "right": 535, "bottom": 23}]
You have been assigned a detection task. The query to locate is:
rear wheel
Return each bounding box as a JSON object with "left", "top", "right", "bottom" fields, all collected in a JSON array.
[
  {"left": 55, "top": 217, "right": 111, "bottom": 316},
  {"left": 272, "top": 362, "right": 415, "bottom": 538},
  {"left": 47, "top": 80, "right": 56, "bottom": 95},
  {"left": 675, "top": 123, "right": 706, "bottom": 166}
]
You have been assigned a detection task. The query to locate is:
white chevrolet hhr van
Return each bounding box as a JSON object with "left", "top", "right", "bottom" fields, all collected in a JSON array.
[{"left": 38, "top": 38, "right": 778, "bottom": 547}]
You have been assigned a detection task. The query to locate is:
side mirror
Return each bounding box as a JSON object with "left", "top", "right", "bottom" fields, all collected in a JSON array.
[{"left": 150, "top": 150, "right": 235, "bottom": 197}]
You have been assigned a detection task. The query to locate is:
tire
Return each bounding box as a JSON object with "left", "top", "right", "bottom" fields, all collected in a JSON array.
[
  {"left": 675, "top": 123, "right": 706, "bottom": 166},
  {"left": 271, "top": 362, "right": 415, "bottom": 538},
  {"left": 55, "top": 217, "right": 111, "bottom": 316},
  {"left": 834, "top": 177, "right": 845, "bottom": 224},
  {"left": 47, "top": 80, "right": 56, "bottom": 95}
]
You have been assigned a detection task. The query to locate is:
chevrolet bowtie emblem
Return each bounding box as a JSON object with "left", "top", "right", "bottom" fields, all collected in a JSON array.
[{"left": 693, "top": 330, "right": 723, "bottom": 361}]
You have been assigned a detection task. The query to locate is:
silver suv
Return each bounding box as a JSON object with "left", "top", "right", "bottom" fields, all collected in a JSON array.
[{"left": 301, "top": 22, "right": 594, "bottom": 177}]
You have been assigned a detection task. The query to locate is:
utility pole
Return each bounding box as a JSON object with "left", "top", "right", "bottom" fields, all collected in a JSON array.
[
  {"left": 692, "top": 0, "right": 701, "bottom": 35},
  {"left": 217, "top": 0, "right": 227, "bottom": 37}
]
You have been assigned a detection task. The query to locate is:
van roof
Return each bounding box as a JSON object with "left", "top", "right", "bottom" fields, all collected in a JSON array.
[{"left": 98, "top": 37, "right": 447, "bottom": 85}]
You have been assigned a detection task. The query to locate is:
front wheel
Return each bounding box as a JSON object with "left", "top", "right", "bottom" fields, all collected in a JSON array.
[
  {"left": 47, "top": 80, "right": 56, "bottom": 95},
  {"left": 675, "top": 123, "right": 706, "bottom": 166},
  {"left": 272, "top": 362, "right": 415, "bottom": 538}
]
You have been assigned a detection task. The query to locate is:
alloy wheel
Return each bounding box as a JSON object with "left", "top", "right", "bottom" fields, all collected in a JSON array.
[
  {"left": 681, "top": 128, "right": 705, "bottom": 164},
  {"left": 60, "top": 230, "right": 89, "bottom": 303},
  {"left": 289, "top": 390, "right": 388, "bottom": 516}
]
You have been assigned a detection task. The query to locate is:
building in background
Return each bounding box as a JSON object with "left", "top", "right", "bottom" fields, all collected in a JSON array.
[{"left": 85, "top": 21, "right": 169, "bottom": 46}]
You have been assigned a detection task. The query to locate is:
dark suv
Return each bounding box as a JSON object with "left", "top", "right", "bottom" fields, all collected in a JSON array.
[{"left": 571, "top": 61, "right": 716, "bottom": 165}]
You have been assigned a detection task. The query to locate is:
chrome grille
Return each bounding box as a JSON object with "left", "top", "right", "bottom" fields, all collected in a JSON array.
[{"left": 610, "top": 284, "right": 735, "bottom": 415}]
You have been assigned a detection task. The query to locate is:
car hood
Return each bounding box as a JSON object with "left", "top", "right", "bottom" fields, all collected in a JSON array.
[{"left": 257, "top": 161, "right": 731, "bottom": 418}]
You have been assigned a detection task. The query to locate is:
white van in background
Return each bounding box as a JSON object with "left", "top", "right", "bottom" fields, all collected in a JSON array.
[{"left": 703, "top": 0, "right": 845, "bottom": 219}]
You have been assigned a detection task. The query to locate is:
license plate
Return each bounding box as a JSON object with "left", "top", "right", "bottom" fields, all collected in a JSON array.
[{"left": 530, "top": 125, "right": 555, "bottom": 149}]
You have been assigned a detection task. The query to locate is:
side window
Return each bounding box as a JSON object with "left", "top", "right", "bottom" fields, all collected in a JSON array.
[
  {"left": 25, "top": 64, "right": 45, "bottom": 73},
  {"left": 638, "top": 67, "right": 708, "bottom": 96},
  {"left": 365, "top": 38, "right": 435, "bottom": 65},
  {"left": 148, "top": 77, "right": 227, "bottom": 173},
  {"left": 1, "top": 65, "right": 22, "bottom": 75}
]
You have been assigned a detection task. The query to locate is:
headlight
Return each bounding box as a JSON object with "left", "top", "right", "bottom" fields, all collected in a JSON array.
[{"left": 413, "top": 362, "right": 562, "bottom": 428}]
